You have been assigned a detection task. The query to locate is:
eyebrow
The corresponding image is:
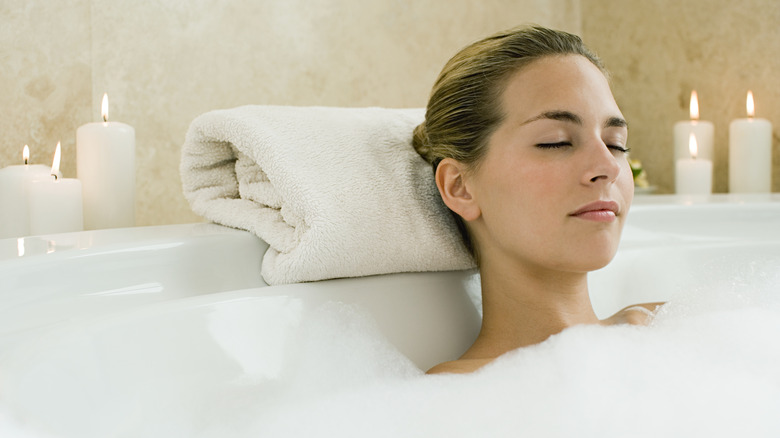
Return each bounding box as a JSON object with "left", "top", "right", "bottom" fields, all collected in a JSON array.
[
  {"left": 521, "top": 110, "right": 628, "bottom": 129},
  {"left": 605, "top": 116, "right": 628, "bottom": 129}
]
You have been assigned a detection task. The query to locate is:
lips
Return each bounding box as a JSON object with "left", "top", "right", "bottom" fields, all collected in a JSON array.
[{"left": 569, "top": 200, "right": 620, "bottom": 222}]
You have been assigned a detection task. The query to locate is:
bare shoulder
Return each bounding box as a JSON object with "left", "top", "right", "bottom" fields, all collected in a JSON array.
[
  {"left": 602, "top": 302, "right": 665, "bottom": 326},
  {"left": 426, "top": 358, "right": 494, "bottom": 375}
]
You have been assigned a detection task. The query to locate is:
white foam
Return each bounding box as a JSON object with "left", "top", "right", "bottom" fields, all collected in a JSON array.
[
  {"left": 5, "top": 258, "right": 780, "bottom": 437},
  {"left": 248, "top": 311, "right": 780, "bottom": 437},
  {"left": 239, "top": 259, "right": 780, "bottom": 438},
  {"left": 0, "top": 411, "right": 55, "bottom": 438}
]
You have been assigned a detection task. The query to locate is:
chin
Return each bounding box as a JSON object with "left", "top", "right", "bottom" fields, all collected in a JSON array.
[
  {"left": 579, "top": 256, "right": 615, "bottom": 272},
  {"left": 544, "top": 249, "right": 616, "bottom": 273},
  {"left": 564, "top": 245, "right": 620, "bottom": 273}
]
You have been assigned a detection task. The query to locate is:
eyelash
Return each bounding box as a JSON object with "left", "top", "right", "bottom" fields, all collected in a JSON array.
[
  {"left": 536, "top": 142, "right": 572, "bottom": 149},
  {"left": 611, "top": 145, "right": 631, "bottom": 153},
  {"left": 536, "top": 142, "right": 631, "bottom": 153}
]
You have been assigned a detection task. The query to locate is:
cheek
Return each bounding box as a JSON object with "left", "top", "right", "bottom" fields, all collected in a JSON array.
[
  {"left": 482, "top": 156, "right": 552, "bottom": 204},
  {"left": 471, "top": 157, "right": 529, "bottom": 224},
  {"left": 618, "top": 160, "right": 635, "bottom": 203},
  {"left": 481, "top": 160, "right": 568, "bottom": 238},
  {"left": 516, "top": 160, "right": 575, "bottom": 205}
]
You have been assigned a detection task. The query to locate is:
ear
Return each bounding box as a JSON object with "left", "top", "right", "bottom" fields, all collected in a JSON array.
[{"left": 435, "top": 158, "right": 481, "bottom": 222}]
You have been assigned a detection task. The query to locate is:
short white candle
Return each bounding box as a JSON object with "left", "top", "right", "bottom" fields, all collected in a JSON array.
[
  {"left": 28, "top": 142, "right": 84, "bottom": 235},
  {"left": 675, "top": 133, "right": 713, "bottom": 195},
  {"left": 729, "top": 90, "right": 772, "bottom": 193},
  {"left": 0, "top": 146, "right": 52, "bottom": 238},
  {"left": 76, "top": 93, "right": 136, "bottom": 229},
  {"left": 674, "top": 90, "right": 714, "bottom": 162}
]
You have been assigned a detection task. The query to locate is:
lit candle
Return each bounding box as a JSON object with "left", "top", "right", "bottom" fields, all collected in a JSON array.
[
  {"left": 674, "top": 90, "right": 714, "bottom": 162},
  {"left": 729, "top": 91, "right": 772, "bottom": 193},
  {"left": 28, "top": 142, "right": 84, "bottom": 235},
  {"left": 76, "top": 93, "right": 136, "bottom": 229},
  {"left": 675, "top": 133, "right": 713, "bottom": 195},
  {"left": 0, "top": 145, "right": 52, "bottom": 238}
]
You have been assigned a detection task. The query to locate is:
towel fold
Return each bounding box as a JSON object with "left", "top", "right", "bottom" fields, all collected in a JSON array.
[{"left": 180, "top": 105, "right": 474, "bottom": 284}]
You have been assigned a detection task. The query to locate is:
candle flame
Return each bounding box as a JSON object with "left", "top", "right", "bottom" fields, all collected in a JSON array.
[
  {"left": 689, "top": 90, "right": 699, "bottom": 120},
  {"left": 23, "top": 145, "right": 30, "bottom": 165},
  {"left": 51, "top": 141, "right": 62, "bottom": 178},
  {"left": 101, "top": 93, "right": 109, "bottom": 122},
  {"left": 746, "top": 90, "right": 755, "bottom": 118},
  {"left": 688, "top": 132, "right": 698, "bottom": 159},
  {"left": 17, "top": 238, "right": 25, "bottom": 257}
]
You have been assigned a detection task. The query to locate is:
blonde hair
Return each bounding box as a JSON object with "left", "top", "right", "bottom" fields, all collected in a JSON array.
[{"left": 413, "top": 25, "right": 607, "bottom": 255}]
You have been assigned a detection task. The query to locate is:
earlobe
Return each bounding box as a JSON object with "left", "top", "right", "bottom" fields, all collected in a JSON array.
[{"left": 435, "top": 158, "right": 481, "bottom": 222}]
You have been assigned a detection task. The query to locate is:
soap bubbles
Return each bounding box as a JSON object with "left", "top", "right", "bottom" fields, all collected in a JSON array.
[
  {"left": 3, "top": 256, "right": 780, "bottom": 437},
  {"left": 0, "top": 411, "right": 55, "bottom": 438},
  {"left": 236, "top": 257, "right": 780, "bottom": 438}
]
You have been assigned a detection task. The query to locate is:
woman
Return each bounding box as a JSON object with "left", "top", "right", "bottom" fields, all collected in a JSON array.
[{"left": 413, "top": 26, "right": 662, "bottom": 374}]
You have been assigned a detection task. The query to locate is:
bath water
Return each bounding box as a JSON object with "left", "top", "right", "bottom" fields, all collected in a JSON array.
[
  {"left": 3, "top": 257, "right": 780, "bottom": 437},
  {"left": 208, "top": 257, "right": 780, "bottom": 438}
]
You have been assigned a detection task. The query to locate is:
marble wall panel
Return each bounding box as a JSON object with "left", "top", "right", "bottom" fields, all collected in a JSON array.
[
  {"left": 0, "top": 0, "right": 91, "bottom": 179},
  {"left": 583, "top": 0, "right": 780, "bottom": 194},
  {"left": 91, "top": 0, "right": 580, "bottom": 225},
  {"left": 2, "top": 0, "right": 580, "bottom": 227}
]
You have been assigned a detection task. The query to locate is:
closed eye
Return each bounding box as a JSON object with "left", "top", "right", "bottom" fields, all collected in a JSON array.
[
  {"left": 536, "top": 142, "right": 630, "bottom": 153},
  {"left": 608, "top": 145, "right": 631, "bottom": 153},
  {"left": 536, "top": 141, "right": 572, "bottom": 149}
]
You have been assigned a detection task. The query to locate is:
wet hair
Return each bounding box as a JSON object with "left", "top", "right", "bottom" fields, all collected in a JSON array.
[{"left": 412, "top": 25, "right": 607, "bottom": 256}]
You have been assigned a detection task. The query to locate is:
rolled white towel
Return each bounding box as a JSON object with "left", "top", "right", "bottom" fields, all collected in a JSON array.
[{"left": 180, "top": 105, "right": 474, "bottom": 284}]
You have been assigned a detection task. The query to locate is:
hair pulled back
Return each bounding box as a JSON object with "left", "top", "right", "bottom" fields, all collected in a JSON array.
[{"left": 413, "top": 25, "right": 606, "bottom": 256}]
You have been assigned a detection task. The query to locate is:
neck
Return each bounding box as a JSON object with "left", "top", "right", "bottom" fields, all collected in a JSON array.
[{"left": 462, "top": 258, "right": 598, "bottom": 360}]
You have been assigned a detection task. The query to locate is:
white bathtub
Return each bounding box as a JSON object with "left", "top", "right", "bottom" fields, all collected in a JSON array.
[
  {"left": 1, "top": 194, "right": 779, "bottom": 437},
  {"left": 591, "top": 193, "right": 780, "bottom": 316},
  {"left": 0, "top": 224, "right": 269, "bottom": 357}
]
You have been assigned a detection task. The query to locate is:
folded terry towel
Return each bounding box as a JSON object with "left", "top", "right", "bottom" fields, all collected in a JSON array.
[{"left": 180, "top": 105, "right": 474, "bottom": 284}]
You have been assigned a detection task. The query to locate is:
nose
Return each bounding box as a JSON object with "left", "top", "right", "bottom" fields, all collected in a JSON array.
[{"left": 581, "top": 139, "right": 622, "bottom": 185}]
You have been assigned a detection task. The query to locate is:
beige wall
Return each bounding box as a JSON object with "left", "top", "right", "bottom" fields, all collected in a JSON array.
[
  {"left": 583, "top": 0, "right": 780, "bottom": 193},
  {"left": 1, "top": 0, "right": 580, "bottom": 226},
  {"left": 6, "top": 1, "right": 780, "bottom": 228}
]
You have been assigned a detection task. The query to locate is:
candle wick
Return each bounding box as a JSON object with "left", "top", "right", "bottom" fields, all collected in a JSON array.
[
  {"left": 103, "top": 114, "right": 108, "bottom": 123},
  {"left": 52, "top": 173, "right": 59, "bottom": 181},
  {"left": 23, "top": 158, "right": 28, "bottom": 165}
]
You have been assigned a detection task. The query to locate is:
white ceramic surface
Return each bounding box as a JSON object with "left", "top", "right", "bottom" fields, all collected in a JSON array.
[
  {"left": 0, "top": 271, "right": 482, "bottom": 437},
  {"left": 590, "top": 195, "right": 780, "bottom": 317},
  {"left": 0, "top": 224, "right": 268, "bottom": 346},
  {"left": 1, "top": 195, "right": 779, "bottom": 437}
]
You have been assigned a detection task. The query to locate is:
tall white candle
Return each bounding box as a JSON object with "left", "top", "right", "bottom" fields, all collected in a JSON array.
[
  {"left": 729, "top": 90, "right": 772, "bottom": 193},
  {"left": 675, "top": 133, "right": 713, "bottom": 195},
  {"left": 76, "top": 93, "right": 136, "bottom": 229},
  {"left": 28, "top": 142, "right": 84, "bottom": 235},
  {"left": 0, "top": 146, "right": 52, "bottom": 238},
  {"left": 674, "top": 90, "right": 714, "bottom": 162}
]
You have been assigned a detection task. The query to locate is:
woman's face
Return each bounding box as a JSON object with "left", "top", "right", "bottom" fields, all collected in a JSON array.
[{"left": 466, "top": 54, "right": 633, "bottom": 273}]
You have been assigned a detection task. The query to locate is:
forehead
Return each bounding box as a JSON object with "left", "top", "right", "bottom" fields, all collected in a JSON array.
[{"left": 499, "top": 55, "right": 620, "bottom": 123}]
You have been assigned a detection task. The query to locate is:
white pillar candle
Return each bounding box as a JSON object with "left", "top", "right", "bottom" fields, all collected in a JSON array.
[
  {"left": 76, "top": 93, "right": 136, "bottom": 230},
  {"left": 28, "top": 142, "right": 84, "bottom": 235},
  {"left": 674, "top": 90, "right": 714, "bottom": 163},
  {"left": 0, "top": 145, "right": 52, "bottom": 238},
  {"left": 675, "top": 133, "right": 713, "bottom": 195},
  {"left": 729, "top": 91, "right": 772, "bottom": 193}
]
